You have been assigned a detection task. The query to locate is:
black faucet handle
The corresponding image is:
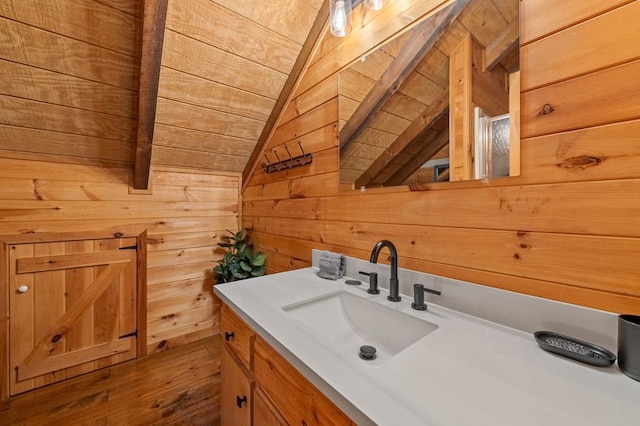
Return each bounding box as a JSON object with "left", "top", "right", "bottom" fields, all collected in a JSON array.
[
  {"left": 411, "top": 283, "right": 441, "bottom": 311},
  {"left": 359, "top": 271, "right": 380, "bottom": 294}
]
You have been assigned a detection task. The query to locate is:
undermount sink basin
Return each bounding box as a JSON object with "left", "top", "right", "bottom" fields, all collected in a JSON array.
[{"left": 282, "top": 291, "right": 438, "bottom": 363}]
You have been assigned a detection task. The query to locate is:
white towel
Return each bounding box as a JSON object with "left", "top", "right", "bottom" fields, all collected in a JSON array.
[{"left": 317, "top": 251, "right": 346, "bottom": 280}]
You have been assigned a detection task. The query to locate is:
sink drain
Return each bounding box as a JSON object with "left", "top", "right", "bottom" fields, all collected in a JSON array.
[{"left": 359, "top": 345, "right": 377, "bottom": 361}]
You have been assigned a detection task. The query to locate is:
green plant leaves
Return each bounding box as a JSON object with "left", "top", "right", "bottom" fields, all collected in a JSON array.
[
  {"left": 252, "top": 252, "right": 266, "bottom": 267},
  {"left": 213, "top": 229, "right": 266, "bottom": 284}
]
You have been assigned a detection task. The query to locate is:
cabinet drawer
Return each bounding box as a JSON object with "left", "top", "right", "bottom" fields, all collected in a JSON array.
[
  {"left": 221, "top": 345, "right": 253, "bottom": 426},
  {"left": 254, "top": 336, "right": 354, "bottom": 426},
  {"left": 221, "top": 304, "right": 254, "bottom": 369}
]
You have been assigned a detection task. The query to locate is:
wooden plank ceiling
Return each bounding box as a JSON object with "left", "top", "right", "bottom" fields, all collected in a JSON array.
[{"left": 0, "top": 0, "right": 325, "bottom": 176}]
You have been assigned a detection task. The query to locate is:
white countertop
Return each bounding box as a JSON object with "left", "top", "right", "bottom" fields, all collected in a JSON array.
[{"left": 215, "top": 263, "right": 640, "bottom": 425}]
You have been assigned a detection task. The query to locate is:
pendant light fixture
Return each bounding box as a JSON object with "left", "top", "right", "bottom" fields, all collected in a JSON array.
[
  {"left": 364, "top": 0, "right": 385, "bottom": 11},
  {"left": 330, "top": 0, "right": 352, "bottom": 37}
]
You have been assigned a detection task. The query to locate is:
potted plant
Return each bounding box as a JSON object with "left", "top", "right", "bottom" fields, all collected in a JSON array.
[{"left": 214, "top": 229, "right": 266, "bottom": 284}]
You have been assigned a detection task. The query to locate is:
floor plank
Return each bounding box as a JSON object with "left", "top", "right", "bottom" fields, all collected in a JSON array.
[{"left": 0, "top": 336, "right": 221, "bottom": 425}]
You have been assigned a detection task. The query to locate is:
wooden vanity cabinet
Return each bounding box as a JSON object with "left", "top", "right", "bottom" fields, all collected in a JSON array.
[
  {"left": 220, "top": 303, "right": 354, "bottom": 425},
  {"left": 221, "top": 345, "right": 253, "bottom": 425},
  {"left": 221, "top": 304, "right": 255, "bottom": 425}
]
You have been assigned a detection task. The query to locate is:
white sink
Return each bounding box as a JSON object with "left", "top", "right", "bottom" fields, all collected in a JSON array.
[{"left": 282, "top": 291, "right": 438, "bottom": 364}]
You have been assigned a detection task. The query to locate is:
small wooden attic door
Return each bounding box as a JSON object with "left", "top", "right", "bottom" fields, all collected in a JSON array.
[{"left": 1, "top": 232, "right": 146, "bottom": 398}]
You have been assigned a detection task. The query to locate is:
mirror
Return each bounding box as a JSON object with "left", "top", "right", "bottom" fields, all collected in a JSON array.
[{"left": 339, "top": 0, "right": 520, "bottom": 189}]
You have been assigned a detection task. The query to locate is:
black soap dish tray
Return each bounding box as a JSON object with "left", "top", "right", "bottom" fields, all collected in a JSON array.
[{"left": 534, "top": 331, "right": 616, "bottom": 367}]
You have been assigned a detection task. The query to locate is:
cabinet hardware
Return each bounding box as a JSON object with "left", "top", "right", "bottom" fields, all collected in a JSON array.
[
  {"left": 225, "top": 331, "right": 235, "bottom": 341},
  {"left": 236, "top": 395, "right": 247, "bottom": 408},
  {"left": 119, "top": 330, "right": 138, "bottom": 339}
]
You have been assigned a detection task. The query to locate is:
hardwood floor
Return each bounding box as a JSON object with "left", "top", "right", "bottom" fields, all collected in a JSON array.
[{"left": 0, "top": 336, "right": 221, "bottom": 425}]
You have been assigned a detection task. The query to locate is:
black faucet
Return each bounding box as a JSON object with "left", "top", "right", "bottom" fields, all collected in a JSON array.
[{"left": 369, "top": 240, "right": 401, "bottom": 302}]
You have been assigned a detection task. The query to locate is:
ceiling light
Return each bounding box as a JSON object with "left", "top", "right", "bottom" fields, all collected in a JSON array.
[
  {"left": 364, "top": 0, "right": 385, "bottom": 11},
  {"left": 330, "top": 0, "right": 352, "bottom": 37}
]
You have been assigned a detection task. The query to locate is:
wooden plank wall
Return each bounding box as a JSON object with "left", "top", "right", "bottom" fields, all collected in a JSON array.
[
  {"left": 0, "top": 158, "right": 240, "bottom": 353},
  {"left": 0, "top": 0, "right": 139, "bottom": 165},
  {"left": 243, "top": 0, "right": 640, "bottom": 314}
]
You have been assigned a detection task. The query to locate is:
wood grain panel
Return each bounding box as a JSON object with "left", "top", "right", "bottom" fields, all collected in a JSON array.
[
  {"left": 0, "top": 60, "right": 136, "bottom": 118},
  {"left": 155, "top": 97, "right": 264, "bottom": 141},
  {"left": 247, "top": 218, "right": 640, "bottom": 296},
  {"left": 521, "top": 60, "right": 640, "bottom": 138},
  {"left": 521, "top": 0, "right": 633, "bottom": 44},
  {"left": 0, "top": 0, "right": 138, "bottom": 57},
  {"left": 158, "top": 67, "right": 274, "bottom": 122},
  {"left": 95, "top": 0, "right": 140, "bottom": 18},
  {"left": 166, "top": 0, "right": 299, "bottom": 74},
  {"left": 147, "top": 305, "right": 216, "bottom": 336},
  {"left": 280, "top": 75, "right": 338, "bottom": 126},
  {"left": 521, "top": 1, "right": 640, "bottom": 91},
  {"left": 0, "top": 178, "right": 237, "bottom": 203},
  {"left": 18, "top": 250, "right": 132, "bottom": 273},
  {"left": 0, "top": 95, "right": 135, "bottom": 142},
  {"left": 147, "top": 246, "right": 218, "bottom": 269},
  {"left": 162, "top": 30, "right": 286, "bottom": 100},
  {"left": 153, "top": 124, "right": 255, "bottom": 158},
  {"left": 152, "top": 145, "right": 248, "bottom": 172},
  {"left": 519, "top": 120, "right": 640, "bottom": 184},
  {"left": 214, "top": 0, "right": 323, "bottom": 44},
  {"left": 272, "top": 98, "right": 338, "bottom": 145},
  {"left": 0, "top": 17, "right": 137, "bottom": 90},
  {"left": 0, "top": 200, "right": 236, "bottom": 222},
  {"left": 247, "top": 178, "right": 640, "bottom": 237},
  {"left": 254, "top": 335, "right": 354, "bottom": 426},
  {"left": 0, "top": 125, "right": 133, "bottom": 164}
]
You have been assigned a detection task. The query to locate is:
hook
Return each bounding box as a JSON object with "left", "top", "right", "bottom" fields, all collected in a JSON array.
[
  {"left": 284, "top": 144, "right": 293, "bottom": 168},
  {"left": 273, "top": 149, "right": 281, "bottom": 163},
  {"left": 298, "top": 141, "right": 306, "bottom": 165},
  {"left": 264, "top": 153, "right": 271, "bottom": 168}
]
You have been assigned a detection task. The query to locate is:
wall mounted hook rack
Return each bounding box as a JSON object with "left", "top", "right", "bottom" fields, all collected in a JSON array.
[{"left": 264, "top": 141, "right": 313, "bottom": 174}]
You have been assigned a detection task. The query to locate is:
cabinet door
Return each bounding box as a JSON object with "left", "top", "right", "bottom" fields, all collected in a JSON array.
[
  {"left": 221, "top": 345, "right": 252, "bottom": 426},
  {"left": 254, "top": 336, "right": 354, "bottom": 426},
  {"left": 8, "top": 238, "right": 138, "bottom": 396},
  {"left": 254, "top": 387, "right": 286, "bottom": 426}
]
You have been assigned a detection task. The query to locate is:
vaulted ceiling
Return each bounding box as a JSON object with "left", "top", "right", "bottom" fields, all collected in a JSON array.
[{"left": 0, "top": 0, "right": 324, "bottom": 185}]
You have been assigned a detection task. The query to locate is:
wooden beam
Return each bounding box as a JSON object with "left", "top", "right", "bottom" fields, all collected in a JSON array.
[
  {"left": 484, "top": 18, "right": 519, "bottom": 72},
  {"left": 241, "top": 0, "right": 330, "bottom": 189},
  {"left": 354, "top": 90, "right": 449, "bottom": 188},
  {"left": 134, "top": 0, "right": 168, "bottom": 190},
  {"left": 339, "top": 0, "right": 471, "bottom": 152},
  {"left": 385, "top": 127, "right": 450, "bottom": 186}
]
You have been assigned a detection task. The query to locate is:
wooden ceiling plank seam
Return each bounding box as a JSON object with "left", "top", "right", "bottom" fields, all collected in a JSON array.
[
  {"left": 241, "top": 0, "right": 331, "bottom": 189},
  {"left": 165, "top": 0, "right": 300, "bottom": 75},
  {"left": 484, "top": 18, "right": 520, "bottom": 71},
  {"left": 339, "top": 0, "right": 472, "bottom": 152},
  {"left": 94, "top": 0, "right": 141, "bottom": 19},
  {"left": 0, "top": 17, "right": 138, "bottom": 91},
  {"left": 214, "top": 0, "right": 324, "bottom": 45},
  {"left": 354, "top": 90, "right": 450, "bottom": 188},
  {"left": 385, "top": 127, "right": 451, "bottom": 186},
  {"left": 0, "top": 0, "right": 139, "bottom": 58},
  {"left": 0, "top": 59, "right": 136, "bottom": 119},
  {"left": 134, "top": 0, "right": 168, "bottom": 190}
]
